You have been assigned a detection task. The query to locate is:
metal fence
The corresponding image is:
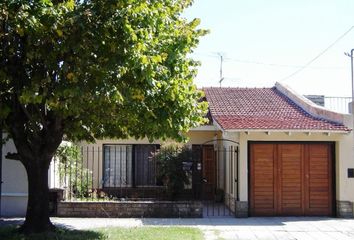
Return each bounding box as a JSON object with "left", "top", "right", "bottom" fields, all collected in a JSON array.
[
  {"left": 51, "top": 145, "right": 170, "bottom": 201},
  {"left": 49, "top": 143, "right": 238, "bottom": 217},
  {"left": 324, "top": 97, "right": 352, "bottom": 114},
  {"left": 305, "top": 95, "right": 352, "bottom": 114}
]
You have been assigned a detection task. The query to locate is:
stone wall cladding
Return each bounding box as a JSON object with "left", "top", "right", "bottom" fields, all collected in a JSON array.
[
  {"left": 224, "top": 193, "right": 236, "bottom": 214},
  {"left": 235, "top": 201, "right": 248, "bottom": 218},
  {"left": 57, "top": 201, "right": 203, "bottom": 218},
  {"left": 337, "top": 201, "right": 354, "bottom": 218}
]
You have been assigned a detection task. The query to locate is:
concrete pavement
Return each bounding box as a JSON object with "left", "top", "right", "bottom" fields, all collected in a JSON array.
[{"left": 1, "top": 217, "right": 354, "bottom": 240}]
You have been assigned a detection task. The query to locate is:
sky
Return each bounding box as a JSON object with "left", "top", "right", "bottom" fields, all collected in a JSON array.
[{"left": 184, "top": 0, "right": 354, "bottom": 97}]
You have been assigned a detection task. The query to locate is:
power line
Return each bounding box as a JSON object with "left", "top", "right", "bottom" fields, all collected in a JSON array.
[
  {"left": 192, "top": 52, "right": 345, "bottom": 70},
  {"left": 224, "top": 58, "right": 344, "bottom": 70},
  {"left": 279, "top": 25, "right": 354, "bottom": 82}
]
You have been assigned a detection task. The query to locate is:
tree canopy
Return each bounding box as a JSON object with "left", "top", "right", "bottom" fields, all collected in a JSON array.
[
  {"left": 0, "top": 0, "right": 207, "bottom": 233},
  {"left": 0, "top": 0, "right": 207, "bottom": 143}
]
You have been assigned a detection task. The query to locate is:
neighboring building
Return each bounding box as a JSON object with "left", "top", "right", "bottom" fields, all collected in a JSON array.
[
  {"left": 304, "top": 95, "right": 325, "bottom": 106},
  {"left": 1, "top": 138, "right": 28, "bottom": 216},
  {"left": 1, "top": 82, "right": 354, "bottom": 217},
  {"left": 305, "top": 95, "right": 352, "bottom": 114},
  {"left": 1, "top": 136, "right": 58, "bottom": 217}
]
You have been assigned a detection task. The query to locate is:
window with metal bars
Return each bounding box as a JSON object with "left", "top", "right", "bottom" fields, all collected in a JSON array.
[
  {"left": 103, "top": 144, "right": 159, "bottom": 187},
  {"left": 103, "top": 145, "right": 133, "bottom": 187}
]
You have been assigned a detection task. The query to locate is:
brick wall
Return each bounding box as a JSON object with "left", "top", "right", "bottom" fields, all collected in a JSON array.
[{"left": 57, "top": 201, "right": 203, "bottom": 218}]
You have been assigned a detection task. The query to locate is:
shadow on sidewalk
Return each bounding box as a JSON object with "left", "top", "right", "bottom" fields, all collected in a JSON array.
[
  {"left": 140, "top": 217, "right": 336, "bottom": 227},
  {"left": 0, "top": 218, "right": 23, "bottom": 227}
]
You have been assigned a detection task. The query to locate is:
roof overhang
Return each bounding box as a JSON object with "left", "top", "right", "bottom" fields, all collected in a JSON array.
[
  {"left": 223, "top": 128, "right": 351, "bottom": 135},
  {"left": 190, "top": 125, "right": 219, "bottom": 131},
  {"left": 210, "top": 117, "right": 351, "bottom": 135}
]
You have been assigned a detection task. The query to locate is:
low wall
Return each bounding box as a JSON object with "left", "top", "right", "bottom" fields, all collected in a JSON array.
[
  {"left": 57, "top": 200, "right": 203, "bottom": 218},
  {"left": 337, "top": 201, "right": 354, "bottom": 218}
]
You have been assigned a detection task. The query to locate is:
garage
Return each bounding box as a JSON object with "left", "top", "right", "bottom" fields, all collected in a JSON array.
[{"left": 249, "top": 142, "right": 334, "bottom": 216}]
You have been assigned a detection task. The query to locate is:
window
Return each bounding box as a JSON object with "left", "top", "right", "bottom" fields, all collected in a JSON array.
[
  {"left": 103, "top": 145, "right": 133, "bottom": 187},
  {"left": 103, "top": 144, "right": 159, "bottom": 187},
  {"left": 134, "top": 145, "right": 159, "bottom": 186}
]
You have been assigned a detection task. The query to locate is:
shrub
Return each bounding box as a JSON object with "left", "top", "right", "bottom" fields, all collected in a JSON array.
[
  {"left": 55, "top": 145, "right": 93, "bottom": 199},
  {"left": 155, "top": 144, "right": 192, "bottom": 199}
]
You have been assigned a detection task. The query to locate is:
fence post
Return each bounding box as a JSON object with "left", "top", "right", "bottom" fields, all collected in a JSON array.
[
  {"left": 86, "top": 146, "right": 89, "bottom": 201},
  {"left": 97, "top": 146, "right": 100, "bottom": 200},
  {"left": 91, "top": 146, "right": 94, "bottom": 200},
  {"left": 0, "top": 125, "right": 2, "bottom": 217}
]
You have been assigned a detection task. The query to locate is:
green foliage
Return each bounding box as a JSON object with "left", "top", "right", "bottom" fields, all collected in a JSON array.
[
  {"left": 0, "top": 226, "right": 203, "bottom": 240},
  {"left": 0, "top": 0, "right": 208, "bottom": 143},
  {"left": 155, "top": 144, "right": 193, "bottom": 199},
  {"left": 98, "top": 227, "right": 203, "bottom": 240},
  {"left": 55, "top": 144, "right": 92, "bottom": 199}
]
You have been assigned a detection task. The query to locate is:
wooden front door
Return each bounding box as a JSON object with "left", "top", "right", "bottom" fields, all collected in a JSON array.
[
  {"left": 202, "top": 145, "right": 216, "bottom": 200},
  {"left": 250, "top": 142, "right": 334, "bottom": 216}
]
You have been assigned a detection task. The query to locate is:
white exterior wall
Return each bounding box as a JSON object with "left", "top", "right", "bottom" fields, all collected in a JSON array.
[
  {"left": 1, "top": 139, "right": 28, "bottom": 217},
  {"left": 185, "top": 130, "right": 218, "bottom": 146}
]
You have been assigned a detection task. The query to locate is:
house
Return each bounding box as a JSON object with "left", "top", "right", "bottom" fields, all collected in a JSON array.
[
  {"left": 1, "top": 81, "right": 354, "bottom": 217},
  {"left": 72, "top": 82, "right": 354, "bottom": 217},
  {"left": 203, "top": 82, "right": 354, "bottom": 217}
]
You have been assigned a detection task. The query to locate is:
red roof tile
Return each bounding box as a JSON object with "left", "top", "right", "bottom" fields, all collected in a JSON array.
[{"left": 203, "top": 87, "right": 349, "bottom": 131}]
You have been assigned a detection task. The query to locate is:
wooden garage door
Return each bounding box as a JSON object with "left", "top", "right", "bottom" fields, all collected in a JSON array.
[{"left": 250, "top": 143, "right": 333, "bottom": 216}]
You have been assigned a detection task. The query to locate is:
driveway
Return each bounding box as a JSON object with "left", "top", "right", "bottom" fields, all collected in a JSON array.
[{"left": 1, "top": 217, "right": 354, "bottom": 240}]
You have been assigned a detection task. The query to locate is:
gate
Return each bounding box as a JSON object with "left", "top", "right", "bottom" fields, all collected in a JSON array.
[{"left": 193, "top": 139, "right": 239, "bottom": 217}]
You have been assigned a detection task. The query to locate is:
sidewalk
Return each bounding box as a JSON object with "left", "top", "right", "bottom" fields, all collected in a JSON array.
[{"left": 1, "top": 217, "right": 354, "bottom": 240}]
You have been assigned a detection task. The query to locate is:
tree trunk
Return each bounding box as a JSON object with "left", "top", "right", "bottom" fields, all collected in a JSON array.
[{"left": 19, "top": 158, "right": 55, "bottom": 234}]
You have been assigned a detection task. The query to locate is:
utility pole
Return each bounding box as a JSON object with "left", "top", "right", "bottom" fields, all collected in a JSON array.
[
  {"left": 344, "top": 49, "right": 354, "bottom": 113},
  {"left": 218, "top": 53, "right": 224, "bottom": 87}
]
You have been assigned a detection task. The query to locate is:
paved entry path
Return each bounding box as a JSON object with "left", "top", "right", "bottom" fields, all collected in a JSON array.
[{"left": 1, "top": 217, "right": 354, "bottom": 240}]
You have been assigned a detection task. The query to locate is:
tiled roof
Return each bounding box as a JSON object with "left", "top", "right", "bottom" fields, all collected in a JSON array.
[{"left": 203, "top": 87, "right": 350, "bottom": 131}]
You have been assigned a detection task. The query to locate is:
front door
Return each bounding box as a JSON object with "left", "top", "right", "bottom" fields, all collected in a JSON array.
[{"left": 202, "top": 145, "right": 216, "bottom": 200}]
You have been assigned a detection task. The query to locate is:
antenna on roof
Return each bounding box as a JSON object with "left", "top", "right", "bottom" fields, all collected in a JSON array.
[{"left": 218, "top": 53, "right": 224, "bottom": 87}]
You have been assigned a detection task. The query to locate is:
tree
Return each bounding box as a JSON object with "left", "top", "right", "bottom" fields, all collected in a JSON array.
[{"left": 0, "top": 0, "right": 207, "bottom": 233}]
